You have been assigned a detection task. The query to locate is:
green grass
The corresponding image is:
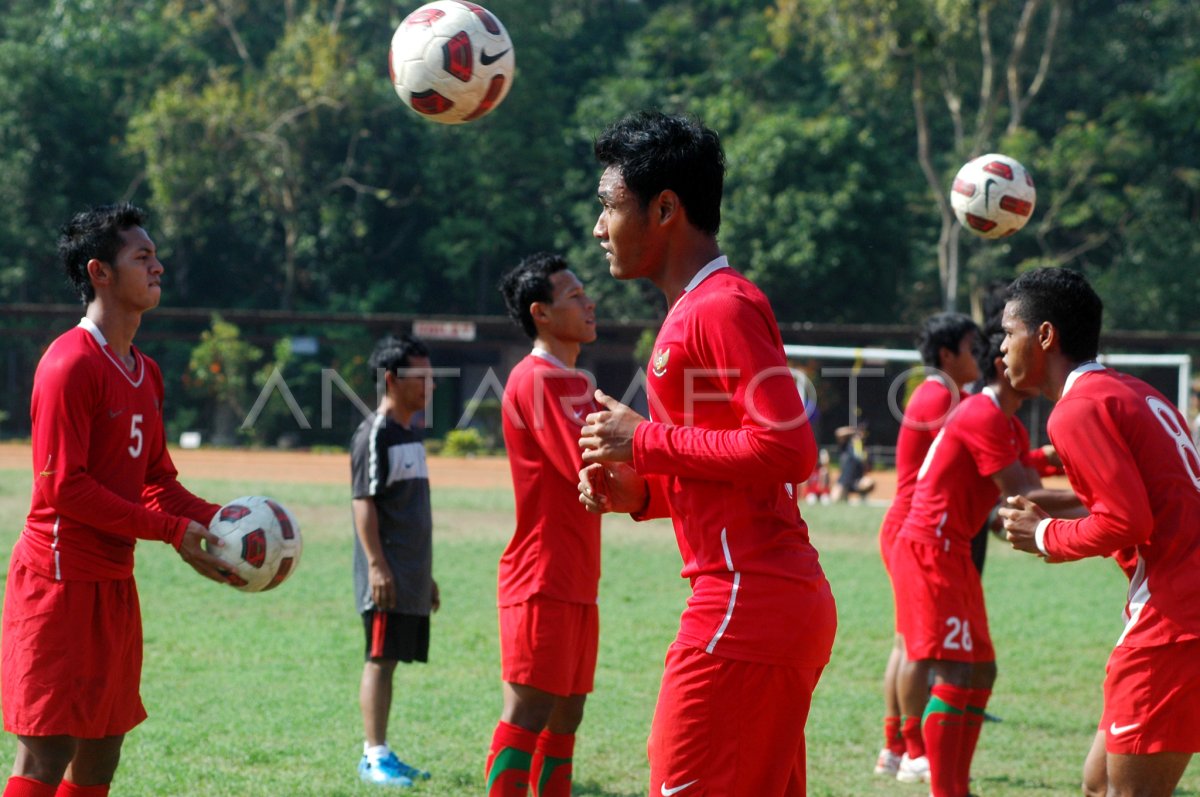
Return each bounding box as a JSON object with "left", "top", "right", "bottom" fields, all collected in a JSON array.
[{"left": 0, "top": 471, "right": 1196, "bottom": 795}]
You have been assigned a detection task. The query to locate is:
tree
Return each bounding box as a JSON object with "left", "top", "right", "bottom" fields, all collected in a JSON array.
[{"left": 776, "top": 0, "right": 1065, "bottom": 311}]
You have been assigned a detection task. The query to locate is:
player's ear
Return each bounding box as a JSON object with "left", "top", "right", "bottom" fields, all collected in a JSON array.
[
  {"left": 1037, "top": 320, "right": 1056, "bottom": 352},
  {"left": 653, "top": 189, "right": 680, "bottom": 226},
  {"left": 529, "top": 300, "right": 550, "bottom": 327},
  {"left": 86, "top": 258, "right": 112, "bottom": 287}
]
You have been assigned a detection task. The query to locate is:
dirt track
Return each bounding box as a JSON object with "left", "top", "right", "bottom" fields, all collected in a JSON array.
[
  {"left": 0, "top": 442, "right": 513, "bottom": 490},
  {"left": 0, "top": 441, "right": 900, "bottom": 496}
]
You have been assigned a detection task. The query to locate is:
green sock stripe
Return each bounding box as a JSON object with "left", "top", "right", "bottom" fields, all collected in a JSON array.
[
  {"left": 536, "top": 755, "right": 572, "bottom": 792},
  {"left": 487, "top": 748, "right": 532, "bottom": 791},
  {"left": 966, "top": 704, "right": 987, "bottom": 717},
  {"left": 922, "top": 695, "right": 965, "bottom": 723}
]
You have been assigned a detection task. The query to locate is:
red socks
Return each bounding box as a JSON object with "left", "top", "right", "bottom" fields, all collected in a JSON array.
[
  {"left": 959, "top": 688, "right": 991, "bottom": 795},
  {"left": 884, "top": 715, "right": 905, "bottom": 756},
  {"left": 486, "top": 721, "right": 538, "bottom": 797},
  {"left": 3, "top": 778, "right": 56, "bottom": 797},
  {"left": 530, "top": 730, "right": 574, "bottom": 797},
  {"left": 923, "top": 683, "right": 969, "bottom": 797},
  {"left": 54, "top": 784, "right": 108, "bottom": 797},
  {"left": 901, "top": 714, "right": 925, "bottom": 759}
]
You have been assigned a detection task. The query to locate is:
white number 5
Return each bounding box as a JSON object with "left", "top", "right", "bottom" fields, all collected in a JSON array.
[{"left": 128, "top": 413, "right": 144, "bottom": 458}]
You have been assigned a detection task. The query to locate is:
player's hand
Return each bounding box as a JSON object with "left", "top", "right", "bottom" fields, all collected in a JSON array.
[
  {"left": 369, "top": 562, "right": 396, "bottom": 611},
  {"left": 431, "top": 579, "right": 441, "bottom": 613},
  {"left": 179, "top": 521, "right": 236, "bottom": 583},
  {"left": 999, "top": 494, "right": 1050, "bottom": 555},
  {"left": 578, "top": 462, "right": 648, "bottom": 514},
  {"left": 579, "top": 390, "right": 645, "bottom": 463}
]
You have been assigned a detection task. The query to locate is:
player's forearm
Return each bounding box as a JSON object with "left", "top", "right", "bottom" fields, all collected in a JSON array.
[
  {"left": 1043, "top": 513, "right": 1149, "bottom": 560},
  {"left": 142, "top": 480, "right": 222, "bottom": 526},
  {"left": 1023, "top": 487, "right": 1083, "bottom": 516},
  {"left": 38, "top": 469, "right": 187, "bottom": 544},
  {"left": 352, "top": 500, "right": 388, "bottom": 566},
  {"left": 634, "top": 422, "right": 816, "bottom": 483}
]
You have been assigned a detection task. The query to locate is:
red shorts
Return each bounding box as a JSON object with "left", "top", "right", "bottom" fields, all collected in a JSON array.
[
  {"left": 647, "top": 643, "right": 824, "bottom": 797},
  {"left": 890, "top": 537, "right": 994, "bottom": 663},
  {"left": 499, "top": 596, "right": 598, "bottom": 697},
  {"left": 879, "top": 518, "right": 901, "bottom": 575},
  {"left": 1101, "top": 638, "right": 1200, "bottom": 754},
  {"left": 2, "top": 562, "right": 147, "bottom": 738}
]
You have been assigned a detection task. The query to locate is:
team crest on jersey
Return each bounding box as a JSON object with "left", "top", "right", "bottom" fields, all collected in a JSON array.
[{"left": 652, "top": 347, "right": 670, "bottom": 378}]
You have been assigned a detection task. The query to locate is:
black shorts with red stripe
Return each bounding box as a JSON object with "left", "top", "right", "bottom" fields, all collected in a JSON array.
[{"left": 361, "top": 610, "right": 430, "bottom": 663}]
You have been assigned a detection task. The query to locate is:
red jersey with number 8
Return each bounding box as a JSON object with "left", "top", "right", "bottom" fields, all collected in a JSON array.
[{"left": 1042, "top": 366, "right": 1200, "bottom": 648}]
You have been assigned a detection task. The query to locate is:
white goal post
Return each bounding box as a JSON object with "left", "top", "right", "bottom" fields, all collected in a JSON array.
[{"left": 783, "top": 344, "right": 1193, "bottom": 412}]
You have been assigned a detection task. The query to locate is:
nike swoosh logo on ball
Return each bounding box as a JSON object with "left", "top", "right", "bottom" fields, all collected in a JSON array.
[{"left": 480, "top": 48, "right": 509, "bottom": 65}]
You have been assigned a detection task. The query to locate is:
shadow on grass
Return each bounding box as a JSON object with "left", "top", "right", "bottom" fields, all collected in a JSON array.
[
  {"left": 572, "top": 780, "right": 643, "bottom": 797},
  {"left": 980, "top": 774, "right": 1198, "bottom": 795}
]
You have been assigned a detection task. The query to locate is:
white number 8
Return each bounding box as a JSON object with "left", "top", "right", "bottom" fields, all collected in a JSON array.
[{"left": 1146, "top": 397, "right": 1200, "bottom": 491}]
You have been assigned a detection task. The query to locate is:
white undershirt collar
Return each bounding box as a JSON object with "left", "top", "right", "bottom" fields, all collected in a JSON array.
[
  {"left": 1061, "top": 361, "right": 1104, "bottom": 397},
  {"left": 531, "top": 347, "right": 569, "bottom": 370},
  {"left": 681, "top": 255, "right": 730, "bottom": 294}
]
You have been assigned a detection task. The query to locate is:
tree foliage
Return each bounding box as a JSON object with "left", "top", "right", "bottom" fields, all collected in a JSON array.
[{"left": 0, "top": 0, "right": 1195, "bottom": 327}]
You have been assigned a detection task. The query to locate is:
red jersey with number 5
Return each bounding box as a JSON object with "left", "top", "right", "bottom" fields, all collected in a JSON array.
[
  {"left": 1042, "top": 365, "right": 1200, "bottom": 648},
  {"left": 17, "top": 320, "right": 219, "bottom": 582}
]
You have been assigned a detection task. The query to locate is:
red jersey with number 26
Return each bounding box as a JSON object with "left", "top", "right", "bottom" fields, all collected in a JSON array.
[
  {"left": 1042, "top": 365, "right": 1200, "bottom": 648},
  {"left": 632, "top": 259, "right": 836, "bottom": 668},
  {"left": 900, "top": 389, "right": 1027, "bottom": 551},
  {"left": 17, "top": 320, "right": 219, "bottom": 582}
]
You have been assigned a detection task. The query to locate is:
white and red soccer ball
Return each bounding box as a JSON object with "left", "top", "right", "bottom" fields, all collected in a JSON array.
[
  {"left": 208, "top": 496, "right": 302, "bottom": 592},
  {"left": 388, "top": 1, "right": 515, "bottom": 124},
  {"left": 950, "top": 154, "right": 1037, "bottom": 239}
]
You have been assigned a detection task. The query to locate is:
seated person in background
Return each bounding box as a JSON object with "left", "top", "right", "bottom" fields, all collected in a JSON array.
[{"left": 832, "top": 425, "right": 874, "bottom": 503}]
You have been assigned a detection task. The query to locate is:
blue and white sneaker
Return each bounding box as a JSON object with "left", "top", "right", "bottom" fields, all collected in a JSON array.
[
  {"left": 358, "top": 753, "right": 414, "bottom": 787},
  {"left": 384, "top": 751, "right": 431, "bottom": 782}
]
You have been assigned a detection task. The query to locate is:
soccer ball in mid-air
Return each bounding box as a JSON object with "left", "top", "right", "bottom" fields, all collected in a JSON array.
[
  {"left": 950, "top": 154, "right": 1037, "bottom": 239},
  {"left": 388, "top": 0, "right": 515, "bottom": 124},
  {"left": 208, "top": 496, "right": 302, "bottom": 592}
]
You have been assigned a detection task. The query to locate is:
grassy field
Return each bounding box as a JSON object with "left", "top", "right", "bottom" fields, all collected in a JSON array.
[{"left": 0, "top": 467, "right": 1195, "bottom": 796}]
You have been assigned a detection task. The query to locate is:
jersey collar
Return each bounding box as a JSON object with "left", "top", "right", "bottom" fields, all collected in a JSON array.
[
  {"left": 78, "top": 317, "right": 144, "bottom": 387},
  {"left": 1062, "top": 361, "right": 1104, "bottom": 397},
  {"left": 682, "top": 255, "right": 730, "bottom": 295},
  {"left": 530, "top": 347, "right": 569, "bottom": 370}
]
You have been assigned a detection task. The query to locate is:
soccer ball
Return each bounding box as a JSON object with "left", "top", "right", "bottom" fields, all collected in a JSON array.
[
  {"left": 950, "top": 154, "right": 1037, "bottom": 239},
  {"left": 208, "top": 496, "right": 302, "bottom": 592},
  {"left": 388, "top": 1, "right": 515, "bottom": 124}
]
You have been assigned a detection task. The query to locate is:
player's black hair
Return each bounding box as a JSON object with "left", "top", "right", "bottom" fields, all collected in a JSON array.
[
  {"left": 1005, "top": 267, "right": 1102, "bottom": 362},
  {"left": 498, "top": 252, "right": 569, "bottom": 340},
  {"left": 369, "top": 333, "right": 430, "bottom": 375},
  {"left": 916, "top": 312, "right": 980, "bottom": 369},
  {"left": 594, "top": 110, "right": 725, "bottom": 236},
  {"left": 58, "top": 203, "right": 149, "bottom": 305}
]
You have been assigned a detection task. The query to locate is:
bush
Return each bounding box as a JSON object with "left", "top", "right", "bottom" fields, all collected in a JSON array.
[{"left": 441, "top": 428, "right": 487, "bottom": 456}]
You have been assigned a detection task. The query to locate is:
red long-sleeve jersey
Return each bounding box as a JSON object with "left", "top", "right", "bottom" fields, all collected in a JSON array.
[
  {"left": 880, "top": 377, "right": 955, "bottom": 548},
  {"left": 1041, "top": 364, "right": 1200, "bottom": 647},
  {"left": 498, "top": 351, "right": 601, "bottom": 606},
  {"left": 17, "top": 320, "right": 219, "bottom": 581},
  {"left": 632, "top": 259, "right": 836, "bottom": 667}
]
